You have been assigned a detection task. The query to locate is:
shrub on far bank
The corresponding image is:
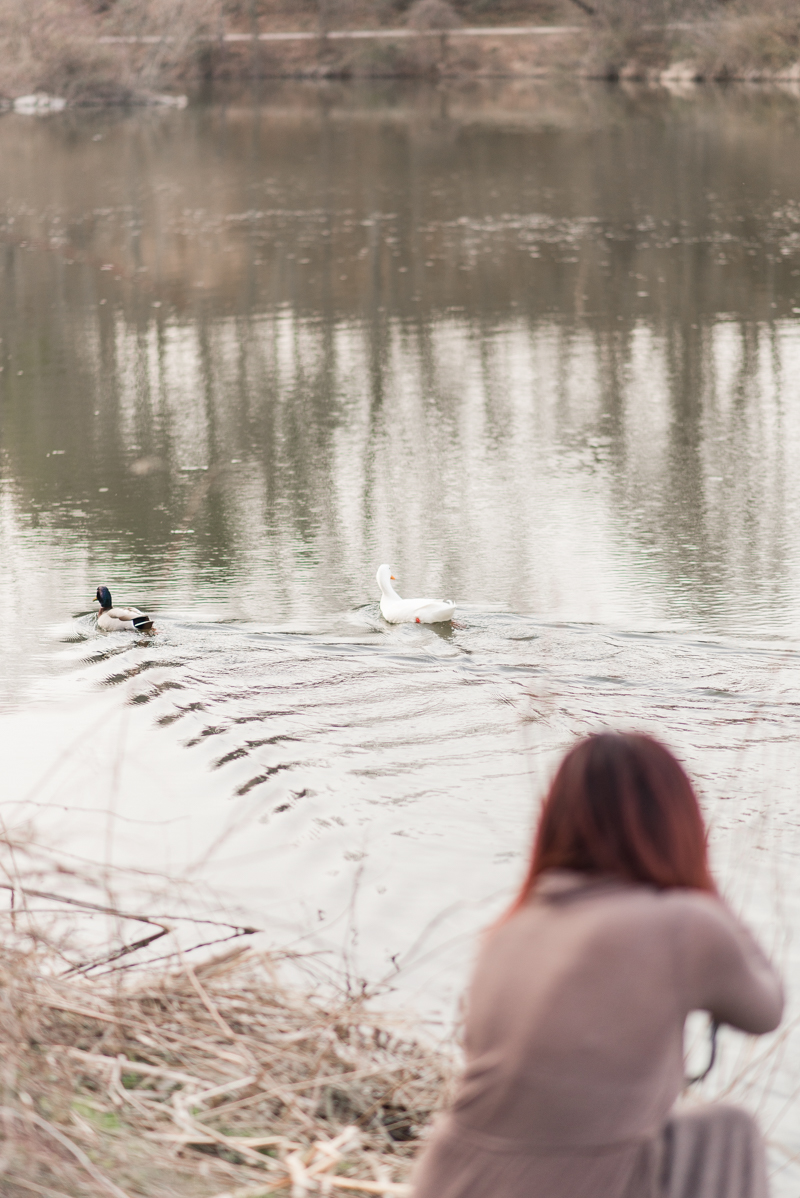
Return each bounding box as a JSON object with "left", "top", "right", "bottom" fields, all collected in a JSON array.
[
  {"left": 581, "top": 0, "right": 800, "bottom": 81},
  {"left": 404, "top": 0, "right": 461, "bottom": 73},
  {"left": 0, "top": 0, "right": 131, "bottom": 103},
  {"left": 694, "top": 0, "right": 800, "bottom": 79},
  {"left": 408, "top": 0, "right": 462, "bottom": 28},
  {"left": 582, "top": 0, "right": 688, "bottom": 79},
  {"left": 379, "top": 0, "right": 564, "bottom": 19},
  {"left": 104, "top": 0, "right": 225, "bottom": 87},
  {"left": 0, "top": 0, "right": 225, "bottom": 102}
]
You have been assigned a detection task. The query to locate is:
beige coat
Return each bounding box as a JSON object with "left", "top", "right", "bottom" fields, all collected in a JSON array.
[{"left": 411, "top": 871, "right": 783, "bottom": 1198}]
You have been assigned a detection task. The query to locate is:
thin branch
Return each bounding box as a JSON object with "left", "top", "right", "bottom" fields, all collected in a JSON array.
[
  {"left": 63, "top": 927, "right": 170, "bottom": 976},
  {"left": 0, "top": 880, "right": 259, "bottom": 935}
]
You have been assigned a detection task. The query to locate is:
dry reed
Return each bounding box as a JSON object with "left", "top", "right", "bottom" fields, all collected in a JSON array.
[
  {"left": 0, "top": 830, "right": 455, "bottom": 1198},
  {"left": 0, "top": 936, "right": 454, "bottom": 1197}
]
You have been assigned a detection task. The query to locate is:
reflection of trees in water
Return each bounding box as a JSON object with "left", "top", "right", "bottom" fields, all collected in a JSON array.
[{"left": 2, "top": 82, "right": 800, "bottom": 623}]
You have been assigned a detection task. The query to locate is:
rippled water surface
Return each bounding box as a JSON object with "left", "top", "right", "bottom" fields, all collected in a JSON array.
[{"left": 2, "top": 80, "right": 800, "bottom": 1185}]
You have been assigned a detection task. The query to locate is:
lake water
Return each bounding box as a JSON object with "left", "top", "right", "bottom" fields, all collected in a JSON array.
[{"left": 1, "top": 79, "right": 800, "bottom": 1185}]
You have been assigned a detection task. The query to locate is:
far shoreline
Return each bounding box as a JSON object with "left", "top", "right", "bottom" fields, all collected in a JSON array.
[{"left": 4, "top": 10, "right": 800, "bottom": 110}]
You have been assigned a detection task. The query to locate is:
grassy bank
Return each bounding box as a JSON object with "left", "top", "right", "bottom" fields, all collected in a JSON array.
[
  {"left": 0, "top": 831, "right": 454, "bottom": 1197},
  {"left": 0, "top": 941, "right": 453, "bottom": 1197},
  {"left": 2, "top": 1, "right": 800, "bottom": 105}
]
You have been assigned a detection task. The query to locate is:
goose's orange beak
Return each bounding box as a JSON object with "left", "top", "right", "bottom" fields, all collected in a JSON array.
[{"left": 391, "top": 575, "right": 396, "bottom": 580}]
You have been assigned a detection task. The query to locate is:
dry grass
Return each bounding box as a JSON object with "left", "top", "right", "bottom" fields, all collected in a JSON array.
[
  {"left": 0, "top": 938, "right": 454, "bottom": 1197},
  {"left": 0, "top": 0, "right": 132, "bottom": 103},
  {"left": 103, "top": 0, "right": 225, "bottom": 89},
  {"left": 0, "top": 829, "right": 454, "bottom": 1198},
  {"left": 407, "top": 0, "right": 461, "bottom": 31},
  {"left": 693, "top": 1, "right": 800, "bottom": 80},
  {"left": 581, "top": 0, "right": 800, "bottom": 81},
  {"left": 580, "top": 0, "right": 694, "bottom": 79}
]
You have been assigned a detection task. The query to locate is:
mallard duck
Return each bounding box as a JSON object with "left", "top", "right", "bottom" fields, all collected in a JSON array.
[
  {"left": 93, "top": 585, "right": 154, "bottom": 632},
  {"left": 376, "top": 564, "right": 455, "bottom": 624}
]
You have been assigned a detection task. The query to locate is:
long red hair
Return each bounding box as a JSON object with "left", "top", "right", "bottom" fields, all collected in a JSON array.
[{"left": 508, "top": 732, "right": 715, "bottom": 917}]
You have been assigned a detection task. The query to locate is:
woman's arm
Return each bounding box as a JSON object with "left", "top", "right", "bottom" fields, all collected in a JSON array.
[{"left": 675, "top": 893, "right": 783, "bottom": 1034}]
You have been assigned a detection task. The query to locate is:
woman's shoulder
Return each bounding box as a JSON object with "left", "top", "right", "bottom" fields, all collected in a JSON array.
[
  {"left": 496, "top": 877, "right": 765, "bottom": 990},
  {"left": 509, "top": 872, "right": 737, "bottom": 942},
  {"left": 654, "top": 886, "right": 723, "bottom": 917},
  {"left": 523, "top": 870, "right": 719, "bottom": 911},
  {"left": 579, "top": 883, "right": 768, "bottom": 979},
  {"left": 654, "top": 887, "right": 742, "bottom": 940}
]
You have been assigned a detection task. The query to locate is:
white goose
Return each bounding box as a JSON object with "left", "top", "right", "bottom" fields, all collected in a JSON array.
[
  {"left": 376, "top": 564, "right": 455, "bottom": 624},
  {"left": 93, "top": 585, "right": 154, "bottom": 632}
]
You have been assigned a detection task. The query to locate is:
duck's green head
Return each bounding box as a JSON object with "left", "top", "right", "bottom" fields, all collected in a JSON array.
[{"left": 95, "top": 585, "right": 112, "bottom": 610}]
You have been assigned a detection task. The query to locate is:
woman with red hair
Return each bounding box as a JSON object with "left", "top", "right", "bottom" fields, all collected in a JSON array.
[{"left": 412, "top": 732, "right": 783, "bottom": 1198}]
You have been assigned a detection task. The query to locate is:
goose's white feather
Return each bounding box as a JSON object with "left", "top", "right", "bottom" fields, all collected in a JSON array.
[{"left": 376, "top": 564, "right": 455, "bottom": 624}]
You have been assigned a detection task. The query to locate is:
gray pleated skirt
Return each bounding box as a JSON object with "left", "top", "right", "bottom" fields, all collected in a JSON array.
[{"left": 411, "top": 1104, "right": 768, "bottom": 1198}]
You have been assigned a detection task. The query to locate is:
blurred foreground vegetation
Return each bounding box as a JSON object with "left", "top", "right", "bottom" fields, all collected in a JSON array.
[
  {"left": 0, "top": 832, "right": 453, "bottom": 1198},
  {"left": 0, "top": 0, "right": 798, "bottom": 103},
  {"left": 0, "top": 939, "right": 450, "bottom": 1197}
]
